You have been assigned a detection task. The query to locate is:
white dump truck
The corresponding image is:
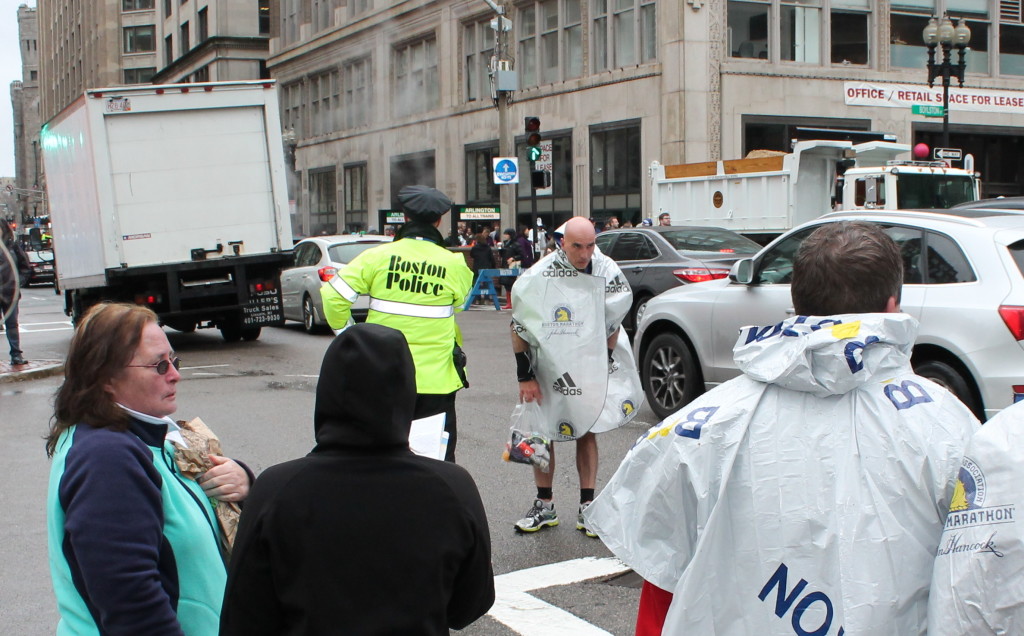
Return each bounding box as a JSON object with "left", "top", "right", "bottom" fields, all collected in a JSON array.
[
  {"left": 40, "top": 80, "right": 294, "bottom": 342},
  {"left": 651, "top": 139, "right": 980, "bottom": 243}
]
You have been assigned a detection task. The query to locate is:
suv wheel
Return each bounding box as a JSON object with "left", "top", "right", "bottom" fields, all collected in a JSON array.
[
  {"left": 642, "top": 332, "right": 703, "bottom": 420},
  {"left": 914, "top": 359, "right": 981, "bottom": 419}
]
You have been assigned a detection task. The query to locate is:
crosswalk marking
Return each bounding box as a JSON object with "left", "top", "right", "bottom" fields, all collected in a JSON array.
[{"left": 490, "top": 557, "right": 631, "bottom": 635}]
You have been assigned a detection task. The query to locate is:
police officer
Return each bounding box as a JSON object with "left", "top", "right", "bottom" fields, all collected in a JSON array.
[{"left": 321, "top": 186, "right": 473, "bottom": 462}]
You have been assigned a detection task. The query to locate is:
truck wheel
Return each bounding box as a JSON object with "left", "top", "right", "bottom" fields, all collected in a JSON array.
[
  {"left": 166, "top": 319, "right": 197, "bottom": 333},
  {"left": 220, "top": 322, "right": 242, "bottom": 343},
  {"left": 914, "top": 359, "right": 981, "bottom": 418},
  {"left": 642, "top": 332, "right": 704, "bottom": 420},
  {"left": 241, "top": 327, "right": 262, "bottom": 341},
  {"left": 302, "top": 294, "right": 321, "bottom": 334}
]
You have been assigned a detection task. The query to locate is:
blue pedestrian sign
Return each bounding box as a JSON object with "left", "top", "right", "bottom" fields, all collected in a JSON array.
[{"left": 492, "top": 157, "right": 520, "bottom": 185}]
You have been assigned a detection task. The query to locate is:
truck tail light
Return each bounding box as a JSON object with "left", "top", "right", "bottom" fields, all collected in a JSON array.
[
  {"left": 135, "top": 293, "right": 162, "bottom": 306},
  {"left": 318, "top": 267, "right": 338, "bottom": 282},
  {"left": 250, "top": 279, "right": 278, "bottom": 294},
  {"left": 998, "top": 305, "right": 1024, "bottom": 341},
  {"left": 674, "top": 267, "right": 730, "bottom": 284}
]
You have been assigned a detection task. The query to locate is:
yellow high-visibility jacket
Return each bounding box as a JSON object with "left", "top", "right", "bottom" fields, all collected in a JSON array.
[{"left": 321, "top": 237, "right": 473, "bottom": 395}]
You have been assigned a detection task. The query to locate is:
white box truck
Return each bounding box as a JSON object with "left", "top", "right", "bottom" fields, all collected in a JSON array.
[
  {"left": 651, "top": 139, "right": 980, "bottom": 243},
  {"left": 41, "top": 80, "right": 294, "bottom": 342}
]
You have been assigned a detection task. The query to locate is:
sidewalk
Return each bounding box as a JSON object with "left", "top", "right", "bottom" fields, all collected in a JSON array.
[{"left": 0, "top": 358, "right": 64, "bottom": 383}]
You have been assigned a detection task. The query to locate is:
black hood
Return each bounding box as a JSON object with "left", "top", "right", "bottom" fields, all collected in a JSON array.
[{"left": 312, "top": 323, "right": 416, "bottom": 451}]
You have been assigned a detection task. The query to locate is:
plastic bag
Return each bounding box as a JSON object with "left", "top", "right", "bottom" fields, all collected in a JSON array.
[{"left": 502, "top": 402, "right": 552, "bottom": 472}]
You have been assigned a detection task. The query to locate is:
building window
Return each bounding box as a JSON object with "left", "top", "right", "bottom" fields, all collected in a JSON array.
[
  {"left": 309, "top": 168, "right": 338, "bottom": 235},
  {"left": 890, "top": 1, "right": 930, "bottom": 68},
  {"left": 283, "top": 81, "right": 303, "bottom": 138},
  {"left": 164, "top": 0, "right": 171, "bottom": 18},
  {"left": 519, "top": 0, "right": 584, "bottom": 87},
  {"left": 199, "top": 7, "right": 208, "bottom": 42},
  {"left": 30, "top": 70, "right": 37, "bottom": 80},
  {"left": 123, "top": 26, "right": 156, "bottom": 53},
  {"left": 309, "top": 70, "right": 340, "bottom": 136},
  {"left": 343, "top": 57, "right": 371, "bottom": 128},
  {"left": 350, "top": 0, "right": 371, "bottom": 17},
  {"left": 282, "top": 0, "right": 300, "bottom": 44},
  {"left": 259, "top": 0, "right": 271, "bottom": 35},
  {"left": 592, "top": 0, "right": 656, "bottom": 71},
  {"left": 466, "top": 144, "right": 500, "bottom": 204},
  {"left": 590, "top": 123, "right": 640, "bottom": 223},
  {"left": 165, "top": 34, "right": 173, "bottom": 62},
  {"left": 831, "top": 0, "right": 869, "bottom": 65},
  {"left": 193, "top": 65, "right": 209, "bottom": 82},
  {"left": 393, "top": 37, "right": 439, "bottom": 118},
  {"left": 312, "top": 0, "right": 335, "bottom": 32},
  {"left": 742, "top": 115, "right": 870, "bottom": 153},
  {"left": 781, "top": 0, "right": 820, "bottom": 63},
  {"left": 123, "top": 67, "right": 156, "bottom": 83},
  {"left": 464, "top": 18, "right": 495, "bottom": 102},
  {"left": 122, "top": 0, "right": 155, "bottom": 11},
  {"left": 181, "top": 22, "right": 190, "bottom": 53},
  {"left": 344, "top": 163, "right": 368, "bottom": 232},
  {"left": 1001, "top": 23, "right": 1024, "bottom": 75},
  {"left": 728, "top": 0, "right": 769, "bottom": 58}
]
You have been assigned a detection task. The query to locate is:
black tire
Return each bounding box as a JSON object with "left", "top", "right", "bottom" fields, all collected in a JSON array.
[
  {"left": 220, "top": 320, "right": 242, "bottom": 343},
  {"left": 166, "top": 319, "right": 197, "bottom": 333},
  {"left": 642, "top": 332, "right": 704, "bottom": 420},
  {"left": 302, "top": 294, "right": 320, "bottom": 334},
  {"left": 241, "top": 326, "right": 262, "bottom": 342},
  {"left": 914, "top": 359, "right": 980, "bottom": 418},
  {"left": 629, "top": 294, "right": 652, "bottom": 331}
]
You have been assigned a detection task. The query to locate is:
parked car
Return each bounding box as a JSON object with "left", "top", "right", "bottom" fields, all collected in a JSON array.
[
  {"left": 26, "top": 249, "right": 56, "bottom": 286},
  {"left": 595, "top": 226, "right": 762, "bottom": 329},
  {"left": 952, "top": 196, "right": 1024, "bottom": 211},
  {"left": 280, "top": 235, "right": 391, "bottom": 333},
  {"left": 634, "top": 208, "right": 1024, "bottom": 421}
]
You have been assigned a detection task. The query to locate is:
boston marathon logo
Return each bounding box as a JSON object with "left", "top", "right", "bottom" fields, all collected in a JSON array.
[
  {"left": 385, "top": 255, "right": 448, "bottom": 296},
  {"left": 556, "top": 421, "right": 576, "bottom": 440},
  {"left": 621, "top": 400, "right": 635, "bottom": 416},
  {"left": 542, "top": 305, "right": 584, "bottom": 338},
  {"left": 553, "top": 372, "right": 582, "bottom": 396},
  {"left": 945, "top": 456, "right": 1015, "bottom": 530}
]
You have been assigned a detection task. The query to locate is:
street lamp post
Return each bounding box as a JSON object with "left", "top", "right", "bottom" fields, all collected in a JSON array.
[{"left": 923, "top": 14, "right": 970, "bottom": 150}]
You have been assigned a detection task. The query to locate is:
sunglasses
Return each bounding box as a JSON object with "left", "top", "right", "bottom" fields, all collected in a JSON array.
[{"left": 127, "top": 357, "right": 182, "bottom": 375}]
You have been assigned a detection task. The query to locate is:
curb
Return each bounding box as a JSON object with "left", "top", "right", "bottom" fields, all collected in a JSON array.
[{"left": 0, "top": 361, "right": 65, "bottom": 384}]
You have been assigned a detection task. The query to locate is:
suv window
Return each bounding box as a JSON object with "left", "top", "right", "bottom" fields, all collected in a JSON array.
[
  {"left": 756, "top": 227, "right": 816, "bottom": 284},
  {"left": 295, "top": 243, "right": 322, "bottom": 267},
  {"left": 879, "top": 225, "right": 925, "bottom": 284},
  {"left": 1009, "top": 240, "right": 1024, "bottom": 277},
  {"left": 596, "top": 233, "right": 616, "bottom": 255},
  {"left": 328, "top": 241, "right": 383, "bottom": 264},
  {"left": 925, "top": 232, "right": 976, "bottom": 283}
]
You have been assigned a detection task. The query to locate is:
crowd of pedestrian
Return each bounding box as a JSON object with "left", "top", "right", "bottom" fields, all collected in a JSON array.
[{"left": 40, "top": 189, "right": 1024, "bottom": 634}]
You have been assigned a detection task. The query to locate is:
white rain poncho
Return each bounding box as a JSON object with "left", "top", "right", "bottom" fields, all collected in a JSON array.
[
  {"left": 511, "top": 246, "right": 642, "bottom": 441},
  {"left": 586, "top": 313, "right": 978, "bottom": 635},
  {"left": 929, "top": 399, "right": 1024, "bottom": 635}
]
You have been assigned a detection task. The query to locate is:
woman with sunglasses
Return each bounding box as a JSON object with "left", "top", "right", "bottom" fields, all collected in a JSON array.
[{"left": 45, "top": 302, "right": 251, "bottom": 635}]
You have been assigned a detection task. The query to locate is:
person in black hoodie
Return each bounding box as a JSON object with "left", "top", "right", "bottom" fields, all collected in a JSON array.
[
  {"left": 220, "top": 323, "right": 495, "bottom": 635},
  {"left": 1, "top": 222, "right": 31, "bottom": 365}
]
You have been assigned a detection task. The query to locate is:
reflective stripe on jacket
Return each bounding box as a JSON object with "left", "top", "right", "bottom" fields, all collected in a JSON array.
[{"left": 321, "top": 238, "right": 472, "bottom": 394}]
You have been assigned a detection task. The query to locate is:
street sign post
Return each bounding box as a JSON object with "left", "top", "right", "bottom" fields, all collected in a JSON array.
[
  {"left": 933, "top": 147, "right": 963, "bottom": 161},
  {"left": 912, "top": 104, "right": 946, "bottom": 117},
  {"left": 492, "top": 157, "right": 520, "bottom": 185}
]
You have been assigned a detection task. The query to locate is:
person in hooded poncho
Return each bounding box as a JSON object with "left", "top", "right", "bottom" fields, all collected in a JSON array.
[
  {"left": 320, "top": 185, "right": 473, "bottom": 462},
  {"left": 510, "top": 217, "right": 642, "bottom": 538},
  {"left": 220, "top": 323, "right": 494, "bottom": 635},
  {"left": 928, "top": 398, "right": 1024, "bottom": 634},
  {"left": 585, "top": 221, "right": 978, "bottom": 635}
]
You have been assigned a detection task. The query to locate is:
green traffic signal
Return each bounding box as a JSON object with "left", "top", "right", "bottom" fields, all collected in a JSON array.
[{"left": 528, "top": 145, "right": 542, "bottom": 162}]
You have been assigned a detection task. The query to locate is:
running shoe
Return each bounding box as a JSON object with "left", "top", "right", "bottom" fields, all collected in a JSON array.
[
  {"left": 577, "top": 501, "right": 598, "bottom": 538},
  {"left": 514, "top": 499, "right": 558, "bottom": 533}
]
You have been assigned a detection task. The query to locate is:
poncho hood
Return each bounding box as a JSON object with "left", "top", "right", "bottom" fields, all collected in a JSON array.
[
  {"left": 312, "top": 323, "right": 416, "bottom": 450},
  {"left": 733, "top": 313, "right": 918, "bottom": 397}
]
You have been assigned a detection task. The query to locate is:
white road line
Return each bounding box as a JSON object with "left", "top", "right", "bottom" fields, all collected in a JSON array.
[
  {"left": 489, "top": 557, "right": 631, "bottom": 635},
  {"left": 17, "top": 325, "right": 74, "bottom": 333},
  {"left": 181, "top": 364, "right": 230, "bottom": 370},
  {"left": 284, "top": 374, "right": 320, "bottom": 378}
]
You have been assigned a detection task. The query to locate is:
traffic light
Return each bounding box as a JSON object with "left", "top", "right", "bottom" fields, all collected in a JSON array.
[{"left": 525, "top": 117, "right": 542, "bottom": 162}]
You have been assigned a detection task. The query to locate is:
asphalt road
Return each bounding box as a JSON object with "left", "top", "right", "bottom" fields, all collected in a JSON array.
[{"left": 1, "top": 287, "right": 658, "bottom": 635}]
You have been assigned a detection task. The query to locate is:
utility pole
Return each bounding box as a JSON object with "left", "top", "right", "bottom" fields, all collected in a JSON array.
[{"left": 485, "top": 0, "right": 516, "bottom": 233}]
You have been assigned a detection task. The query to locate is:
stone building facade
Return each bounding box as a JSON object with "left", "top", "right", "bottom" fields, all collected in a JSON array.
[
  {"left": 269, "top": 0, "right": 1024, "bottom": 238},
  {"left": 9, "top": 4, "right": 44, "bottom": 224}
]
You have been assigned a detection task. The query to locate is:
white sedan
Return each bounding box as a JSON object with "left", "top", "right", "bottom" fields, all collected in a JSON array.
[{"left": 280, "top": 234, "right": 391, "bottom": 333}]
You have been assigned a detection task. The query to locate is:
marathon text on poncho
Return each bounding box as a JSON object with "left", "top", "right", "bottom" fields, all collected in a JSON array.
[
  {"left": 944, "top": 505, "right": 1015, "bottom": 530},
  {"left": 386, "top": 255, "right": 448, "bottom": 295}
]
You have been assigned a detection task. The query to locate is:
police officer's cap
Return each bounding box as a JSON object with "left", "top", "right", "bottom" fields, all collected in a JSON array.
[{"left": 398, "top": 185, "right": 452, "bottom": 222}]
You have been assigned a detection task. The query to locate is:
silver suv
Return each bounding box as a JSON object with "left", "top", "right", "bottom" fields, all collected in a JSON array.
[{"left": 634, "top": 208, "right": 1024, "bottom": 421}]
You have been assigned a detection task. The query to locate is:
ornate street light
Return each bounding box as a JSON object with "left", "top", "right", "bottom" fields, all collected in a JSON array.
[{"left": 923, "top": 13, "right": 970, "bottom": 149}]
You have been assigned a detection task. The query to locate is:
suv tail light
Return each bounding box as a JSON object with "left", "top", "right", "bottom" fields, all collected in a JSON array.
[
  {"left": 318, "top": 266, "right": 338, "bottom": 282},
  {"left": 998, "top": 305, "right": 1024, "bottom": 340},
  {"left": 673, "top": 267, "right": 730, "bottom": 284}
]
